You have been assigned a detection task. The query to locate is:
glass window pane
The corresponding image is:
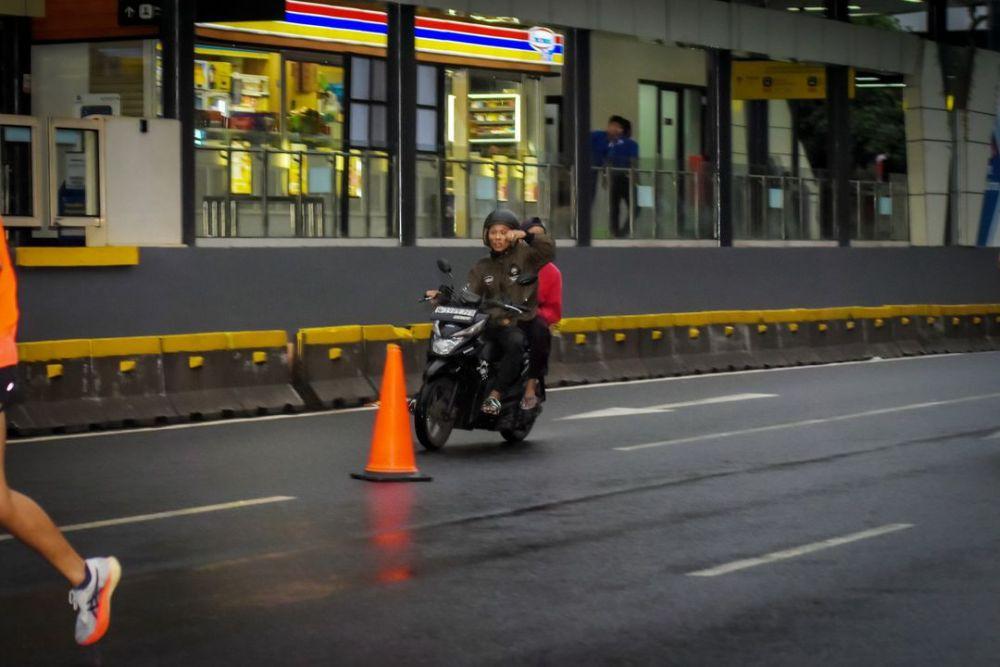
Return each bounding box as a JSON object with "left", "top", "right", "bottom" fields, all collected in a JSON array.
[
  {"left": 1, "top": 125, "right": 34, "bottom": 217},
  {"left": 417, "top": 108, "right": 437, "bottom": 152},
  {"left": 350, "top": 102, "right": 370, "bottom": 146},
  {"left": 351, "top": 57, "right": 370, "bottom": 100},
  {"left": 55, "top": 129, "right": 100, "bottom": 217},
  {"left": 417, "top": 65, "right": 437, "bottom": 107},
  {"left": 371, "top": 59, "right": 387, "bottom": 102},
  {"left": 370, "top": 104, "right": 387, "bottom": 148}
]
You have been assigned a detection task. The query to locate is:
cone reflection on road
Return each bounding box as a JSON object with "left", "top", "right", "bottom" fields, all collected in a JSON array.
[
  {"left": 365, "top": 483, "right": 415, "bottom": 585},
  {"left": 351, "top": 344, "right": 431, "bottom": 482}
]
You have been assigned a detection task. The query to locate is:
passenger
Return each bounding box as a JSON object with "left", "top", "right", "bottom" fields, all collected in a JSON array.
[
  {"left": 518, "top": 217, "right": 563, "bottom": 410},
  {"left": 0, "top": 217, "right": 121, "bottom": 646},
  {"left": 466, "top": 209, "right": 555, "bottom": 415}
]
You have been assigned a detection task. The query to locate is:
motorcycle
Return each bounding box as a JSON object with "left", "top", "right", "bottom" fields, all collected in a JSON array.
[{"left": 414, "top": 259, "right": 543, "bottom": 451}]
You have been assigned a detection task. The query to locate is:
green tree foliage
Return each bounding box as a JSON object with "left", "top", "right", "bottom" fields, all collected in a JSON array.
[{"left": 792, "top": 13, "right": 907, "bottom": 175}]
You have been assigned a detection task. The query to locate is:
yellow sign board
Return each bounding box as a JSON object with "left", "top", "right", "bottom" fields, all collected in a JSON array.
[{"left": 732, "top": 61, "right": 855, "bottom": 100}]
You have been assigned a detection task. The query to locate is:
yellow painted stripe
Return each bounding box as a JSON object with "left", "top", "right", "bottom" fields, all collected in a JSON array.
[
  {"left": 410, "top": 324, "right": 434, "bottom": 340},
  {"left": 363, "top": 325, "right": 413, "bottom": 342},
  {"left": 300, "top": 326, "right": 363, "bottom": 346},
  {"left": 227, "top": 331, "right": 287, "bottom": 350},
  {"left": 91, "top": 336, "right": 160, "bottom": 358},
  {"left": 161, "top": 333, "right": 229, "bottom": 353},
  {"left": 204, "top": 21, "right": 388, "bottom": 47},
  {"left": 415, "top": 37, "right": 563, "bottom": 65},
  {"left": 16, "top": 247, "right": 140, "bottom": 267},
  {"left": 555, "top": 317, "right": 600, "bottom": 334},
  {"left": 19, "top": 340, "right": 91, "bottom": 362}
]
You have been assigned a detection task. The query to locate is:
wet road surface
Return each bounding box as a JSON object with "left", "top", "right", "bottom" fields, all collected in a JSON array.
[{"left": 2, "top": 352, "right": 1000, "bottom": 665}]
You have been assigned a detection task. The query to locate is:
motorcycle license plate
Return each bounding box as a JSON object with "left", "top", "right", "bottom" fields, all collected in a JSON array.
[{"left": 433, "top": 306, "right": 478, "bottom": 322}]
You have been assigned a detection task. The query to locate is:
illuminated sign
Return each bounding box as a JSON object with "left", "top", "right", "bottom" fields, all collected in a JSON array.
[{"left": 199, "top": 2, "right": 563, "bottom": 67}]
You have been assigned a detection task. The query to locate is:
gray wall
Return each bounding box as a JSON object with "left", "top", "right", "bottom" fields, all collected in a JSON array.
[{"left": 15, "top": 246, "right": 1000, "bottom": 342}]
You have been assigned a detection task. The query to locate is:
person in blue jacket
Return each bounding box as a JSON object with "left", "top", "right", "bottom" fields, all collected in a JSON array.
[{"left": 591, "top": 115, "right": 639, "bottom": 238}]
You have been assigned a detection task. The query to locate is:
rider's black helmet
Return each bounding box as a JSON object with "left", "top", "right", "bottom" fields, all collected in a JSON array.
[{"left": 482, "top": 208, "right": 520, "bottom": 247}]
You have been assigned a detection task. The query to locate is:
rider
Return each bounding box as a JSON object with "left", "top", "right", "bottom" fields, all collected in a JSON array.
[
  {"left": 467, "top": 209, "right": 555, "bottom": 415},
  {"left": 518, "top": 217, "right": 563, "bottom": 410}
]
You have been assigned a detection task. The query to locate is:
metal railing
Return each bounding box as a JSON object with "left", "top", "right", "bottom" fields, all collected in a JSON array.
[
  {"left": 416, "top": 155, "right": 575, "bottom": 240},
  {"left": 192, "top": 148, "right": 909, "bottom": 243},
  {"left": 195, "top": 147, "right": 394, "bottom": 239},
  {"left": 589, "top": 166, "right": 718, "bottom": 240}
]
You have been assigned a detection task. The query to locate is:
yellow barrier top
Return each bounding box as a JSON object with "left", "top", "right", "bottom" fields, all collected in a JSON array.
[
  {"left": 91, "top": 336, "right": 161, "bottom": 358},
  {"left": 228, "top": 330, "right": 287, "bottom": 350},
  {"left": 300, "top": 325, "right": 363, "bottom": 346},
  {"left": 555, "top": 317, "right": 600, "bottom": 334},
  {"left": 410, "top": 324, "right": 434, "bottom": 340},
  {"left": 362, "top": 325, "right": 414, "bottom": 342},
  {"left": 18, "top": 339, "right": 92, "bottom": 362},
  {"left": 850, "top": 306, "right": 896, "bottom": 319},
  {"left": 598, "top": 315, "right": 648, "bottom": 331},
  {"left": 160, "top": 332, "right": 229, "bottom": 353},
  {"left": 16, "top": 246, "right": 140, "bottom": 267}
]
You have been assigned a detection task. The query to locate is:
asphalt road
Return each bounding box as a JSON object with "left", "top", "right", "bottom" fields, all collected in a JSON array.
[{"left": 2, "top": 352, "right": 999, "bottom": 666}]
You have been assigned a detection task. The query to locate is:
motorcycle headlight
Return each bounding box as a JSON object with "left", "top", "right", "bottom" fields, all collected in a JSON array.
[
  {"left": 432, "top": 337, "right": 463, "bottom": 356},
  {"left": 431, "top": 319, "right": 486, "bottom": 355}
]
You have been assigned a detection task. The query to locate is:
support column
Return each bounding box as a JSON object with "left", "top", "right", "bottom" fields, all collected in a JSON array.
[
  {"left": 826, "top": 0, "right": 851, "bottom": 247},
  {"left": 0, "top": 16, "right": 31, "bottom": 115},
  {"left": 562, "top": 29, "right": 592, "bottom": 246},
  {"left": 387, "top": 4, "right": 417, "bottom": 246},
  {"left": 707, "top": 49, "right": 733, "bottom": 246},
  {"left": 161, "top": 0, "right": 196, "bottom": 245}
]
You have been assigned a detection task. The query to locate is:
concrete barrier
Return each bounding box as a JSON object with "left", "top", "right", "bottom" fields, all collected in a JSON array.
[
  {"left": 703, "top": 311, "right": 757, "bottom": 371},
  {"left": 671, "top": 314, "right": 717, "bottom": 373},
  {"left": 363, "top": 325, "right": 418, "bottom": 395},
  {"left": 161, "top": 333, "right": 245, "bottom": 420},
  {"left": 549, "top": 318, "right": 605, "bottom": 385},
  {"left": 90, "top": 336, "right": 177, "bottom": 427},
  {"left": 9, "top": 340, "right": 103, "bottom": 434},
  {"left": 296, "top": 326, "right": 374, "bottom": 408},
  {"left": 637, "top": 315, "right": 683, "bottom": 377},
  {"left": 598, "top": 316, "right": 649, "bottom": 381},
  {"left": 226, "top": 331, "right": 304, "bottom": 415}
]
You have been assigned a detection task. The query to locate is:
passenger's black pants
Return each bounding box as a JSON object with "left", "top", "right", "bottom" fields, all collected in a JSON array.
[
  {"left": 486, "top": 324, "right": 526, "bottom": 394},
  {"left": 519, "top": 316, "right": 551, "bottom": 380}
]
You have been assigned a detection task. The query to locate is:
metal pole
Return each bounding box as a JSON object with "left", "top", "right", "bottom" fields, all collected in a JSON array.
[
  {"left": 387, "top": 4, "right": 416, "bottom": 245},
  {"left": 564, "top": 28, "right": 592, "bottom": 246},
  {"left": 707, "top": 48, "right": 733, "bottom": 246},
  {"left": 161, "top": 0, "right": 196, "bottom": 245},
  {"left": 826, "top": 0, "right": 851, "bottom": 247}
]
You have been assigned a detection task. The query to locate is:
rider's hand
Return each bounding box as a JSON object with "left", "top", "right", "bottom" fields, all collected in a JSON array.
[
  {"left": 505, "top": 229, "right": 527, "bottom": 244},
  {"left": 425, "top": 289, "right": 440, "bottom": 301}
]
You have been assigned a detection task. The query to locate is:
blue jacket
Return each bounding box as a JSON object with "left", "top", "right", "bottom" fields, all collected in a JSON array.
[{"left": 590, "top": 131, "right": 638, "bottom": 169}]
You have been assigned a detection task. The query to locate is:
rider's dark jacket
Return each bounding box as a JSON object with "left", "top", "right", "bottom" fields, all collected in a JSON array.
[{"left": 465, "top": 231, "right": 555, "bottom": 324}]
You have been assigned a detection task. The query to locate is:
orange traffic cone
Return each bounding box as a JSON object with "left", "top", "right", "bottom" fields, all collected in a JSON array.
[{"left": 351, "top": 344, "right": 432, "bottom": 482}]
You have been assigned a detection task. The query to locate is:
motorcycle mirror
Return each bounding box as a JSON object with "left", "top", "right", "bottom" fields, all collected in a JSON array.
[
  {"left": 516, "top": 273, "right": 538, "bottom": 286},
  {"left": 436, "top": 258, "right": 453, "bottom": 275}
]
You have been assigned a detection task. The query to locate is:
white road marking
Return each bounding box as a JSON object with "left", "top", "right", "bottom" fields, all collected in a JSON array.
[
  {"left": 0, "top": 495, "right": 296, "bottom": 543},
  {"left": 6, "top": 352, "right": 988, "bottom": 446},
  {"left": 987, "top": 430, "right": 1000, "bottom": 440},
  {"left": 687, "top": 523, "right": 914, "bottom": 577},
  {"left": 9, "top": 406, "right": 377, "bottom": 445},
  {"left": 559, "top": 393, "right": 777, "bottom": 420},
  {"left": 616, "top": 391, "right": 1000, "bottom": 452},
  {"left": 547, "top": 352, "right": 969, "bottom": 393}
]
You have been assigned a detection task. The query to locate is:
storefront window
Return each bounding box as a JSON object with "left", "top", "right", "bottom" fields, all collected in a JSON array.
[
  {"left": 348, "top": 56, "right": 387, "bottom": 149},
  {"left": 285, "top": 58, "right": 346, "bottom": 148},
  {"left": 193, "top": 45, "right": 282, "bottom": 147}
]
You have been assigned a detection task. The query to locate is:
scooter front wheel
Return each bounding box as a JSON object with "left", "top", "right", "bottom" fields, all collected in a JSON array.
[{"left": 415, "top": 377, "right": 457, "bottom": 451}]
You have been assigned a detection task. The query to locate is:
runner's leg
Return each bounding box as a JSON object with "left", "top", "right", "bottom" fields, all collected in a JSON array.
[{"left": 0, "top": 411, "right": 87, "bottom": 586}]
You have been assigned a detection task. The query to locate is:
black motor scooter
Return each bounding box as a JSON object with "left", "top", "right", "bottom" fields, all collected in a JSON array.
[{"left": 414, "top": 259, "right": 543, "bottom": 450}]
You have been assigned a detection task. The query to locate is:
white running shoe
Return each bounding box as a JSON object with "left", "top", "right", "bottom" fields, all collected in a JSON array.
[{"left": 68, "top": 556, "right": 122, "bottom": 646}]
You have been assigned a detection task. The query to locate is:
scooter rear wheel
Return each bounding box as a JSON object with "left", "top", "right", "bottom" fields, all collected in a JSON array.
[{"left": 415, "top": 377, "right": 457, "bottom": 450}]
